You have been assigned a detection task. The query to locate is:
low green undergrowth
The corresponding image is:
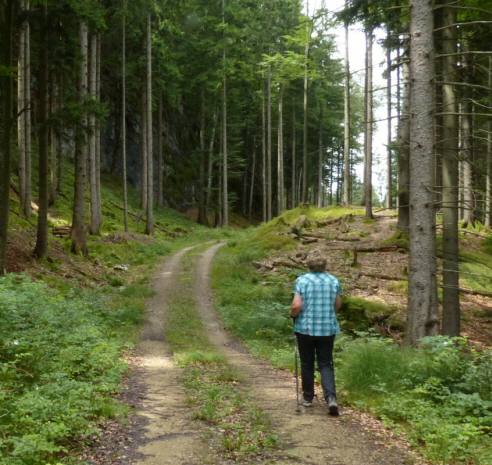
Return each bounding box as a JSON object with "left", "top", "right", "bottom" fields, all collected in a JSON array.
[
  {"left": 164, "top": 247, "right": 281, "bottom": 461},
  {"left": 338, "top": 335, "right": 492, "bottom": 464},
  {"left": 278, "top": 204, "right": 364, "bottom": 224},
  {"left": 460, "top": 251, "right": 492, "bottom": 296},
  {"left": 0, "top": 275, "right": 133, "bottom": 465},
  {"left": 212, "top": 239, "right": 295, "bottom": 368}
]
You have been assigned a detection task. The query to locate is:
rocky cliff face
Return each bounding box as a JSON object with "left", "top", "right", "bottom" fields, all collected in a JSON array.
[{"left": 100, "top": 108, "right": 195, "bottom": 213}]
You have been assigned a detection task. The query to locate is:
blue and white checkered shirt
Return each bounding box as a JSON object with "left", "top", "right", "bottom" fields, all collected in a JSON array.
[{"left": 293, "top": 272, "right": 341, "bottom": 336}]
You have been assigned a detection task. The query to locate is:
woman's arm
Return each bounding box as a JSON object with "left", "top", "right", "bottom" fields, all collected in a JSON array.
[{"left": 291, "top": 294, "right": 302, "bottom": 318}]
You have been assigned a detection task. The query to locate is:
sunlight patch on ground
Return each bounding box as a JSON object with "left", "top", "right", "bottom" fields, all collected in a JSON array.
[{"left": 140, "top": 355, "right": 175, "bottom": 369}]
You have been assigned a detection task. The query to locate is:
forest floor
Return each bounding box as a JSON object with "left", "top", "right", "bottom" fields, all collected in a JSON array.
[
  {"left": 6, "top": 209, "right": 492, "bottom": 464},
  {"left": 259, "top": 210, "right": 492, "bottom": 347}
]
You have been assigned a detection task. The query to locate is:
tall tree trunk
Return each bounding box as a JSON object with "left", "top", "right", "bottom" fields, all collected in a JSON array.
[
  {"left": 365, "top": 30, "right": 374, "bottom": 219},
  {"left": 18, "top": 2, "right": 26, "bottom": 211},
  {"left": 24, "top": 1, "right": 32, "bottom": 219},
  {"left": 205, "top": 107, "right": 217, "bottom": 217},
  {"left": 397, "top": 46, "right": 410, "bottom": 232},
  {"left": 198, "top": 91, "right": 206, "bottom": 224},
  {"left": 216, "top": 167, "right": 222, "bottom": 228},
  {"left": 122, "top": 0, "right": 129, "bottom": 232},
  {"left": 96, "top": 35, "right": 103, "bottom": 228},
  {"left": 19, "top": 2, "right": 32, "bottom": 219},
  {"left": 141, "top": 84, "right": 148, "bottom": 211},
  {"left": 0, "top": 0, "right": 14, "bottom": 274},
  {"left": 56, "top": 78, "right": 63, "bottom": 195},
  {"left": 33, "top": 5, "right": 49, "bottom": 259},
  {"left": 386, "top": 28, "right": 393, "bottom": 209},
  {"left": 302, "top": 43, "right": 310, "bottom": 204},
  {"left": 71, "top": 21, "right": 89, "bottom": 256},
  {"left": 242, "top": 131, "right": 249, "bottom": 216},
  {"left": 317, "top": 107, "right": 323, "bottom": 208},
  {"left": 441, "top": 0, "right": 460, "bottom": 337},
  {"left": 222, "top": 0, "right": 228, "bottom": 229},
  {"left": 362, "top": 29, "right": 369, "bottom": 207},
  {"left": 406, "top": 0, "right": 439, "bottom": 346},
  {"left": 267, "top": 63, "right": 272, "bottom": 220},
  {"left": 277, "top": 82, "right": 284, "bottom": 215},
  {"left": 157, "top": 90, "right": 164, "bottom": 209},
  {"left": 249, "top": 136, "right": 256, "bottom": 221},
  {"left": 486, "top": 56, "right": 492, "bottom": 227},
  {"left": 462, "top": 50, "right": 475, "bottom": 227},
  {"left": 302, "top": 0, "right": 310, "bottom": 204},
  {"left": 49, "top": 76, "right": 58, "bottom": 205},
  {"left": 89, "top": 33, "right": 99, "bottom": 235},
  {"left": 337, "top": 145, "right": 342, "bottom": 205},
  {"left": 291, "top": 102, "right": 296, "bottom": 209},
  {"left": 262, "top": 75, "right": 267, "bottom": 222},
  {"left": 343, "top": 6, "right": 351, "bottom": 206},
  {"left": 145, "top": 13, "right": 154, "bottom": 235}
]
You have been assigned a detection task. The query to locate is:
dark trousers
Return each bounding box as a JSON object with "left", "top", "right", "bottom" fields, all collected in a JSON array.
[{"left": 295, "top": 332, "right": 336, "bottom": 402}]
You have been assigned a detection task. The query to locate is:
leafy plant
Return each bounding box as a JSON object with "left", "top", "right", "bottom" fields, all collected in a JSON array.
[{"left": 0, "top": 275, "right": 131, "bottom": 464}]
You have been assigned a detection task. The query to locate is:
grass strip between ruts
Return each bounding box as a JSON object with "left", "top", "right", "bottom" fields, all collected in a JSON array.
[{"left": 162, "top": 244, "right": 282, "bottom": 462}]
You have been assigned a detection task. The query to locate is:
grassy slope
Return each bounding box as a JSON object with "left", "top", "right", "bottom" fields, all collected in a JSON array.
[{"left": 211, "top": 208, "right": 492, "bottom": 465}]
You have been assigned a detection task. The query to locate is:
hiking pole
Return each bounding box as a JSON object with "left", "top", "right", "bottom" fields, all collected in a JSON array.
[{"left": 294, "top": 337, "right": 301, "bottom": 414}]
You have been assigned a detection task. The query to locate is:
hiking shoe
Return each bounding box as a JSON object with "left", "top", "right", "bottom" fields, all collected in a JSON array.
[
  {"left": 299, "top": 397, "right": 313, "bottom": 407},
  {"left": 328, "top": 396, "right": 339, "bottom": 416}
]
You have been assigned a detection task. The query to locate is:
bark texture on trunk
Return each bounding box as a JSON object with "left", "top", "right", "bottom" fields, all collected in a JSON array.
[
  {"left": 277, "top": 82, "right": 284, "bottom": 215},
  {"left": 397, "top": 48, "right": 410, "bottom": 232},
  {"left": 18, "top": 1, "right": 26, "bottom": 212},
  {"left": 262, "top": 76, "right": 267, "bottom": 222},
  {"left": 302, "top": 43, "right": 309, "bottom": 204},
  {"left": 122, "top": 0, "right": 129, "bottom": 232},
  {"left": 205, "top": 107, "right": 217, "bottom": 217},
  {"left": 89, "top": 33, "right": 99, "bottom": 235},
  {"left": 441, "top": 0, "right": 460, "bottom": 337},
  {"left": 343, "top": 9, "right": 351, "bottom": 206},
  {"left": 145, "top": 14, "right": 154, "bottom": 235},
  {"left": 222, "top": 0, "right": 228, "bottom": 229},
  {"left": 0, "top": 0, "right": 14, "bottom": 274},
  {"left": 317, "top": 107, "right": 323, "bottom": 208},
  {"left": 249, "top": 136, "right": 256, "bottom": 221},
  {"left": 291, "top": 103, "right": 296, "bottom": 209},
  {"left": 406, "top": 0, "right": 439, "bottom": 346},
  {"left": 461, "top": 50, "right": 475, "bottom": 227},
  {"left": 49, "top": 77, "right": 58, "bottom": 204},
  {"left": 157, "top": 91, "right": 164, "bottom": 210},
  {"left": 267, "top": 64, "right": 272, "bottom": 220},
  {"left": 486, "top": 56, "right": 492, "bottom": 227},
  {"left": 33, "top": 5, "right": 49, "bottom": 259},
  {"left": 198, "top": 92, "right": 206, "bottom": 224},
  {"left": 386, "top": 28, "right": 393, "bottom": 209},
  {"left": 365, "top": 30, "right": 374, "bottom": 219},
  {"left": 24, "top": 1, "right": 32, "bottom": 219},
  {"left": 71, "top": 21, "right": 89, "bottom": 256},
  {"left": 96, "top": 35, "right": 103, "bottom": 228},
  {"left": 141, "top": 85, "right": 148, "bottom": 211}
]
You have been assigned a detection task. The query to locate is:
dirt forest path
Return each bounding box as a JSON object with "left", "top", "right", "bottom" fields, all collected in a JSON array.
[{"left": 131, "top": 242, "right": 413, "bottom": 465}]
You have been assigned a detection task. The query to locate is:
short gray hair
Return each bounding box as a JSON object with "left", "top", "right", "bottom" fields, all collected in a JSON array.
[{"left": 306, "top": 252, "right": 326, "bottom": 272}]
